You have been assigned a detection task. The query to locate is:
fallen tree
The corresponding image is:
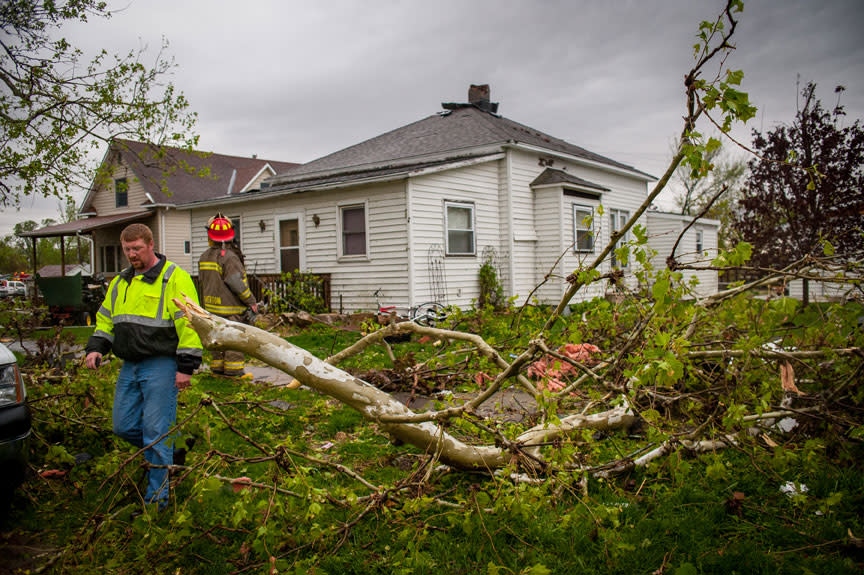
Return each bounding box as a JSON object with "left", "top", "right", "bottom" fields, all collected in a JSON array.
[
  {"left": 173, "top": 296, "right": 640, "bottom": 471},
  {"left": 171, "top": 0, "right": 861, "bottom": 480}
]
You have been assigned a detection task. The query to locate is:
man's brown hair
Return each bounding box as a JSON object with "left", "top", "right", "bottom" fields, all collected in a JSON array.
[{"left": 120, "top": 223, "right": 153, "bottom": 244}]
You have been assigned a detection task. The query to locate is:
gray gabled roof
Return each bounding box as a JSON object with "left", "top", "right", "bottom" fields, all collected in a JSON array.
[
  {"left": 265, "top": 104, "right": 652, "bottom": 191},
  {"left": 531, "top": 168, "right": 610, "bottom": 192}
]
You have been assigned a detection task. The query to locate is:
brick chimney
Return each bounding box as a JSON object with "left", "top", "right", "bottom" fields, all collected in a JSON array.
[{"left": 468, "top": 84, "right": 498, "bottom": 113}]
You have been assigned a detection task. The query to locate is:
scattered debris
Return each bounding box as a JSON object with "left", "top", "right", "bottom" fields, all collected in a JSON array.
[{"left": 780, "top": 481, "right": 808, "bottom": 497}]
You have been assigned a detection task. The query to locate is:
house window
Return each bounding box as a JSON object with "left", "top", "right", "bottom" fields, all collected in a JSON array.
[
  {"left": 573, "top": 205, "right": 594, "bottom": 253},
  {"left": 279, "top": 218, "right": 300, "bottom": 272},
  {"left": 184, "top": 240, "right": 191, "bottom": 255},
  {"left": 445, "top": 201, "right": 475, "bottom": 256},
  {"left": 610, "top": 209, "right": 630, "bottom": 268},
  {"left": 100, "top": 245, "right": 125, "bottom": 273},
  {"left": 115, "top": 178, "right": 128, "bottom": 208},
  {"left": 227, "top": 216, "right": 241, "bottom": 249},
  {"left": 340, "top": 205, "right": 366, "bottom": 256},
  {"left": 696, "top": 229, "right": 704, "bottom": 254}
]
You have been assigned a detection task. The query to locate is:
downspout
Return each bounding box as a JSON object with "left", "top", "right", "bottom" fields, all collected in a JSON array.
[
  {"left": 160, "top": 209, "right": 166, "bottom": 254},
  {"left": 89, "top": 235, "right": 95, "bottom": 276},
  {"left": 406, "top": 178, "right": 415, "bottom": 307},
  {"left": 506, "top": 149, "right": 516, "bottom": 302}
]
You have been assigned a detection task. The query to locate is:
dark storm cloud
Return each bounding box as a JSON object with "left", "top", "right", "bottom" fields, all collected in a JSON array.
[{"left": 2, "top": 0, "right": 862, "bottom": 235}]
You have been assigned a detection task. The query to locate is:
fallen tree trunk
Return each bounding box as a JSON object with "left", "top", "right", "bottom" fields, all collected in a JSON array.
[{"left": 175, "top": 297, "right": 636, "bottom": 471}]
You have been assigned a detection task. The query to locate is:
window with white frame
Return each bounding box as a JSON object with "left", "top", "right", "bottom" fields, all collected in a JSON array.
[
  {"left": 445, "top": 201, "right": 475, "bottom": 256},
  {"left": 610, "top": 209, "right": 630, "bottom": 268},
  {"left": 100, "top": 245, "right": 126, "bottom": 273},
  {"left": 340, "top": 204, "right": 367, "bottom": 256},
  {"left": 573, "top": 204, "right": 594, "bottom": 253},
  {"left": 696, "top": 229, "right": 704, "bottom": 254}
]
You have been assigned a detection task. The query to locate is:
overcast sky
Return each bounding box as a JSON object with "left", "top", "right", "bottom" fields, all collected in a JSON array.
[{"left": 2, "top": 0, "right": 863, "bottom": 238}]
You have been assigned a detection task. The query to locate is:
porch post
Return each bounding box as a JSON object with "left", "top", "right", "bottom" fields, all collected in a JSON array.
[
  {"left": 29, "top": 238, "right": 36, "bottom": 302},
  {"left": 60, "top": 235, "right": 66, "bottom": 276}
]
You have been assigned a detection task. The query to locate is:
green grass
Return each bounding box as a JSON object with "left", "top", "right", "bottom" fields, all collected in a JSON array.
[{"left": 3, "top": 301, "right": 863, "bottom": 574}]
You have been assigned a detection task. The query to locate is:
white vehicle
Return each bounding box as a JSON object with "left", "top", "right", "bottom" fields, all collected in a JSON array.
[{"left": 2, "top": 280, "right": 26, "bottom": 297}]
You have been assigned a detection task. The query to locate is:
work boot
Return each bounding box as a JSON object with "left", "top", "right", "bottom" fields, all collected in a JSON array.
[{"left": 173, "top": 436, "right": 197, "bottom": 467}]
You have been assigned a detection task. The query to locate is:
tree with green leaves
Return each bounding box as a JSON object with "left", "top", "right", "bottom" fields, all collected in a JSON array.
[
  {"left": 673, "top": 144, "right": 747, "bottom": 248},
  {"left": 0, "top": 0, "right": 198, "bottom": 208},
  {"left": 732, "top": 82, "right": 864, "bottom": 270}
]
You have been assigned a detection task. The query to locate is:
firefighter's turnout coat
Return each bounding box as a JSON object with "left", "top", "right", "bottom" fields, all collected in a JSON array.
[
  {"left": 85, "top": 255, "right": 203, "bottom": 375},
  {"left": 198, "top": 245, "right": 256, "bottom": 317}
]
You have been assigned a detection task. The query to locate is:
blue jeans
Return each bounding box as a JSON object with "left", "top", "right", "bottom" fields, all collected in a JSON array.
[{"left": 112, "top": 356, "right": 178, "bottom": 507}]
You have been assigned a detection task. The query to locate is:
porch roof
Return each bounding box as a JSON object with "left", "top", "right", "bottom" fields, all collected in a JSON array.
[{"left": 17, "top": 210, "right": 152, "bottom": 238}]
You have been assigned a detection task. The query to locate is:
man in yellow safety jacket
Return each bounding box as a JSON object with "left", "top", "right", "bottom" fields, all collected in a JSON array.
[
  {"left": 198, "top": 213, "right": 258, "bottom": 378},
  {"left": 85, "top": 223, "right": 203, "bottom": 511}
]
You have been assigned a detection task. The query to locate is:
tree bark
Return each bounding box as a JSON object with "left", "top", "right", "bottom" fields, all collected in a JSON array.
[{"left": 174, "top": 297, "right": 636, "bottom": 471}]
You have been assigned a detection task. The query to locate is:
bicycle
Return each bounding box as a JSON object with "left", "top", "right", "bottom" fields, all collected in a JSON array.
[{"left": 373, "top": 289, "right": 447, "bottom": 328}]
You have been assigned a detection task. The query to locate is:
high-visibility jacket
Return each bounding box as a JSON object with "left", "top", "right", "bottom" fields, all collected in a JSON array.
[
  {"left": 85, "top": 255, "right": 203, "bottom": 375},
  {"left": 198, "top": 245, "right": 256, "bottom": 317}
]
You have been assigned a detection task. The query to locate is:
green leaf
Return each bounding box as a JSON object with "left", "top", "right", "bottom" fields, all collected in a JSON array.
[
  {"left": 675, "top": 563, "right": 698, "bottom": 575},
  {"left": 652, "top": 278, "right": 670, "bottom": 301}
]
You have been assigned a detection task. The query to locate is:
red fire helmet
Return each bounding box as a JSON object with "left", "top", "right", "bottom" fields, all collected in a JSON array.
[{"left": 207, "top": 214, "right": 235, "bottom": 242}]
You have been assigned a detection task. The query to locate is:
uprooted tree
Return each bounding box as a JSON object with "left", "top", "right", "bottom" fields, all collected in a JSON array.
[{"left": 173, "top": 0, "right": 862, "bottom": 478}]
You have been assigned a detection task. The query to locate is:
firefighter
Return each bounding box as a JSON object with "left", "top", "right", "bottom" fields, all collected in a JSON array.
[{"left": 199, "top": 214, "right": 258, "bottom": 378}]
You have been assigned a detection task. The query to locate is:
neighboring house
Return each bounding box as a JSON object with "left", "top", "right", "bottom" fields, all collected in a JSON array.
[
  {"left": 645, "top": 210, "right": 719, "bottom": 297},
  {"left": 787, "top": 274, "right": 862, "bottom": 302},
  {"left": 36, "top": 264, "right": 92, "bottom": 278},
  {"left": 180, "top": 85, "right": 717, "bottom": 312},
  {"left": 19, "top": 139, "right": 298, "bottom": 275}
]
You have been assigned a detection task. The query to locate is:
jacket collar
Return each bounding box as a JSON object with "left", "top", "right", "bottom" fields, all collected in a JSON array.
[{"left": 119, "top": 253, "right": 167, "bottom": 284}]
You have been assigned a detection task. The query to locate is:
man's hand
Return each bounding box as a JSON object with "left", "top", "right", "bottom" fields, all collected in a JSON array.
[
  {"left": 250, "top": 303, "right": 258, "bottom": 314},
  {"left": 85, "top": 352, "right": 103, "bottom": 369},
  {"left": 176, "top": 372, "right": 192, "bottom": 391}
]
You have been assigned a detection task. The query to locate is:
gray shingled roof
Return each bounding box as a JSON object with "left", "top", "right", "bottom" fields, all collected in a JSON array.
[
  {"left": 80, "top": 139, "right": 299, "bottom": 212},
  {"left": 266, "top": 105, "right": 652, "bottom": 190},
  {"left": 531, "top": 168, "right": 610, "bottom": 191}
]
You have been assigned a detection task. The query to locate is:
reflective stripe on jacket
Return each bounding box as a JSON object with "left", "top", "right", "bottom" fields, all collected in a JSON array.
[
  {"left": 198, "top": 245, "right": 256, "bottom": 316},
  {"left": 85, "top": 255, "right": 203, "bottom": 374}
]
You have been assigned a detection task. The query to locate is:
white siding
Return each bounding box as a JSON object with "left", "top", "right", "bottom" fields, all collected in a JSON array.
[
  {"left": 509, "top": 149, "right": 651, "bottom": 305},
  {"left": 160, "top": 209, "right": 192, "bottom": 271},
  {"left": 91, "top": 154, "right": 150, "bottom": 215},
  {"left": 532, "top": 187, "right": 564, "bottom": 304},
  {"left": 190, "top": 181, "right": 409, "bottom": 313},
  {"left": 509, "top": 150, "right": 540, "bottom": 302},
  {"left": 410, "top": 161, "right": 501, "bottom": 309},
  {"left": 787, "top": 277, "right": 857, "bottom": 302},
  {"left": 646, "top": 212, "right": 719, "bottom": 297}
]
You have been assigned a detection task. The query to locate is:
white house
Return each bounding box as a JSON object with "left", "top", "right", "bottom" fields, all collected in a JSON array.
[
  {"left": 645, "top": 210, "right": 720, "bottom": 297},
  {"left": 182, "top": 85, "right": 719, "bottom": 312}
]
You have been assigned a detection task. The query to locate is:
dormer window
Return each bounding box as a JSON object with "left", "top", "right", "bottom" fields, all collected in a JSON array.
[{"left": 115, "top": 178, "right": 128, "bottom": 208}]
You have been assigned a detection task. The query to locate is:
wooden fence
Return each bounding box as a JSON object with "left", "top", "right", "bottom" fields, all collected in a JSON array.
[{"left": 192, "top": 272, "right": 331, "bottom": 312}]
